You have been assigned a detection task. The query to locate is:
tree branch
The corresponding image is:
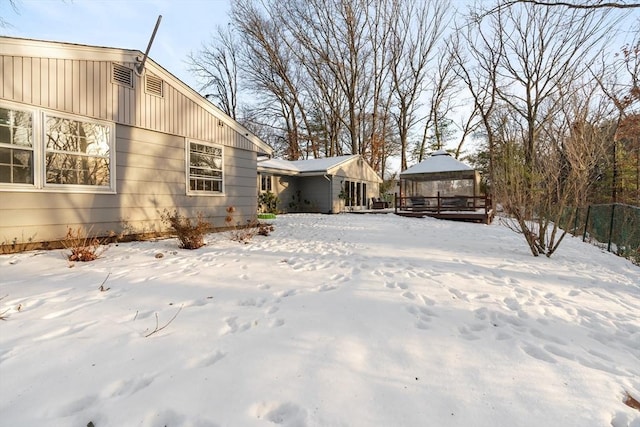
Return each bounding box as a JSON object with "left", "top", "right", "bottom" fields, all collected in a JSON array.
[{"left": 144, "top": 305, "right": 183, "bottom": 337}]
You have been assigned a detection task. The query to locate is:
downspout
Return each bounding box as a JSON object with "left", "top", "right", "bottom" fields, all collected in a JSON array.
[{"left": 324, "top": 174, "right": 333, "bottom": 213}]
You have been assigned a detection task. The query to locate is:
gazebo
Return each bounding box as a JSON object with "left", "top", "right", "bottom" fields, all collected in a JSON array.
[{"left": 396, "top": 151, "right": 493, "bottom": 223}]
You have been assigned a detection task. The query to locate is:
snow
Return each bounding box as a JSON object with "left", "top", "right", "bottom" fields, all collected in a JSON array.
[
  {"left": 259, "top": 155, "right": 357, "bottom": 174},
  {"left": 1, "top": 213, "right": 639, "bottom": 427},
  {"left": 401, "top": 151, "right": 473, "bottom": 176}
]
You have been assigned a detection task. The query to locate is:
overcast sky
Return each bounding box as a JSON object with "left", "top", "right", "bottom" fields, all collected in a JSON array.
[{"left": 1, "top": 0, "right": 232, "bottom": 91}]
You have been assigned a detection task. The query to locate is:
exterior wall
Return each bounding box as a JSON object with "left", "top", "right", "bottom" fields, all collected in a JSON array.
[
  {"left": 1, "top": 124, "right": 258, "bottom": 243},
  {"left": 330, "top": 158, "right": 381, "bottom": 212},
  {"left": 331, "top": 157, "right": 381, "bottom": 184},
  {"left": 296, "top": 176, "right": 332, "bottom": 213},
  {"left": 331, "top": 175, "right": 380, "bottom": 212},
  {"left": 0, "top": 43, "right": 265, "bottom": 154},
  {"left": 272, "top": 175, "right": 299, "bottom": 213},
  {"left": 1, "top": 39, "right": 269, "bottom": 247}
]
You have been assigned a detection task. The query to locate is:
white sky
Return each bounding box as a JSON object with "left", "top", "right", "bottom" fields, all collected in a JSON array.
[{"left": 1, "top": 0, "right": 232, "bottom": 91}]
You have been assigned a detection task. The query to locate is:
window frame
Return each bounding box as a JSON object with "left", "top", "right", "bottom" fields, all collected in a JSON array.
[
  {"left": 43, "top": 111, "right": 115, "bottom": 192},
  {"left": 0, "top": 102, "right": 38, "bottom": 189},
  {"left": 260, "top": 173, "right": 272, "bottom": 192},
  {"left": 186, "top": 139, "right": 225, "bottom": 196},
  {"left": 0, "top": 101, "right": 116, "bottom": 194}
]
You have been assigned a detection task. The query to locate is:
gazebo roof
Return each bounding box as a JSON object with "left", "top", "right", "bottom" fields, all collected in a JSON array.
[{"left": 400, "top": 151, "right": 477, "bottom": 181}]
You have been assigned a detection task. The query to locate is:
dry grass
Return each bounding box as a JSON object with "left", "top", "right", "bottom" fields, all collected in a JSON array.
[{"left": 62, "top": 227, "right": 107, "bottom": 262}]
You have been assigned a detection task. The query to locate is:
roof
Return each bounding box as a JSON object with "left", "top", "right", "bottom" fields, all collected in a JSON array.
[
  {"left": 258, "top": 155, "right": 359, "bottom": 175},
  {"left": 401, "top": 151, "right": 474, "bottom": 176},
  {"left": 0, "top": 36, "right": 273, "bottom": 156}
]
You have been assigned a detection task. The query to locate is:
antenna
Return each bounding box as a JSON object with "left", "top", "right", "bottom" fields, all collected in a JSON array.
[{"left": 136, "top": 15, "right": 162, "bottom": 75}]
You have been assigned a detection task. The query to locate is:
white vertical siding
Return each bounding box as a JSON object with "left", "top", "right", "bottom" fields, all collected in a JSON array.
[{"left": 1, "top": 51, "right": 260, "bottom": 153}]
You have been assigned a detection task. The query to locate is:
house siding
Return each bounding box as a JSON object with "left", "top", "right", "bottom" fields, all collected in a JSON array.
[
  {"left": 299, "top": 176, "right": 332, "bottom": 213},
  {"left": 0, "top": 43, "right": 265, "bottom": 154},
  {"left": 1, "top": 124, "right": 259, "bottom": 243},
  {"left": 0, "top": 38, "right": 269, "bottom": 247},
  {"left": 271, "top": 175, "right": 299, "bottom": 213}
]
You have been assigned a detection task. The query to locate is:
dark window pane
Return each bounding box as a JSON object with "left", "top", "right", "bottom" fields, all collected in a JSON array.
[{"left": 0, "top": 147, "right": 33, "bottom": 184}]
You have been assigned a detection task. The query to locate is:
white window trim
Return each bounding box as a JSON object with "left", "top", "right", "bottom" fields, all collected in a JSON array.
[
  {"left": 0, "top": 101, "right": 39, "bottom": 190},
  {"left": 186, "top": 139, "right": 225, "bottom": 196},
  {"left": 0, "top": 101, "right": 116, "bottom": 194},
  {"left": 260, "top": 173, "right": 272, "bottom": 192}
]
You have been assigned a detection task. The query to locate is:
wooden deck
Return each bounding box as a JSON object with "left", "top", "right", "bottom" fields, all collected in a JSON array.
[{"left": 395, "top": 194, "right": 495, "bottom": 224}]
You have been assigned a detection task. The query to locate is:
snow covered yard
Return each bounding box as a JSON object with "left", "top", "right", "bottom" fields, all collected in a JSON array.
[{"left": 1, "top": 213, "right": 639, "bottom": 427}]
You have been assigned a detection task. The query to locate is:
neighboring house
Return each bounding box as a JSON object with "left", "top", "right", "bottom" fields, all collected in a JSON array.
[
  {"left": 0, "top": 36, "right": 272, "bottom": 249},
  {"left": 257, "top": 155, "right": 382, "bottom": 213}
]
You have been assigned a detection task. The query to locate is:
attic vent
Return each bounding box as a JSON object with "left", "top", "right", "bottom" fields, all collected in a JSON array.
[
  {"left": 145, "top": 74, "right": 164, "bottom": 97},
  {"left": 112, "top": 63, "right": 133, "bottom": 87}
]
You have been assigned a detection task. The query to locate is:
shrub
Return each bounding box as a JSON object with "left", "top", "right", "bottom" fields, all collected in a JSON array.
[
  {"left": 225, "top": 206, "right": 276, "bottom": 243},
  {"left": 62, "top": 227, "right": 106, "bottom": 262},
  {"left": 257, "top": 222, "right": 275, "bottom": 236},
  {"left": 161, "top": 210, "right": 212, "bottom": 249},
  {"left": 258, "top": 191, "right": 279, "bottom": 214}
]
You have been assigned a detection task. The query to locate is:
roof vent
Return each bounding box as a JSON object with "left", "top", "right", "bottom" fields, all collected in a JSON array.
[
  {"left": 145, "top": 74, "right": 163, "bottom": 97},
  {"left": 112, "top": 63, "right": 133, "bottom": 87}
]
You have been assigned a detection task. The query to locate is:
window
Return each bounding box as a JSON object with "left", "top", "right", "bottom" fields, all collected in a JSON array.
[
  {"left": 188, "top": 141, "right": 223, "bottom": 194},
  {"left": 0, "top": 106, "right": 34, "bottom": 184},
  {"left": 45, "top": 114, "right": 111, "bottom": 186},
  {"left": 362, "top": 183, "right": 367, "bottom": 206},
  {"left": 341, "top": 180, "right": 367, "bottom": 207},
  {"left": 0, "top": 102, "right": 115, "bottom": 192},
  {"left": 261, "top": 173, "right": 272, "bottom": 192}
]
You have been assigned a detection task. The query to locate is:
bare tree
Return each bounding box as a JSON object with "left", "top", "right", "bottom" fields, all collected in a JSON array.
[
  {"left": 453, "top": 22, "right": 502, "bottom": 203},
  {"left": 231, "top": 0, "right": 314, "bottom": 159},
  {"left": 389, "top": 0, "right": 450, "bottom": 170},
  {"left": 467, "top": 2, "right": 623, "bottom": 256},
  {"left": 188, "top": 25, "right": 239, "bottom": 119},
  {"left": 592, "top": 31, "right": 640, "bottom": 203},
  {"left": 0, "top": 0, "right": 19, "bottom": 29},
  {"left": 415, "top": 44, "right": 459, "bottom": 161}
]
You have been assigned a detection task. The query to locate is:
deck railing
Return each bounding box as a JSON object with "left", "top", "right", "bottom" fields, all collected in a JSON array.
[{"left": 395, "top": 192, "right": 493, "bottom": 215}]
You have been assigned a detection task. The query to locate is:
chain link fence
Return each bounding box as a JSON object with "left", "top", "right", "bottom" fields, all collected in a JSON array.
[{"left": 564, "top": 204, "right": 640, "bottom": 265}]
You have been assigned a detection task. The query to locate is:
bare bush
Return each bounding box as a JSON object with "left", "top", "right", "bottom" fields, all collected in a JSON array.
[
  {"left": 224, "top": 206, "right": 273, "bottom": 243},
  {"left": 62, "top": 227, "right": 108, "bottom": 262},
  {"left": 161, "top": 210, "right": 212, "bottom": 250}
]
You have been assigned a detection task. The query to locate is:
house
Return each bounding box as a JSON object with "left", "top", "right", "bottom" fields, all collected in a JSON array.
[
  {"left": 0, "top": 36, "right": 273, "bottom": 250},
  {"left": 257, "top": 155, "right": 382, "bottom": 213}
]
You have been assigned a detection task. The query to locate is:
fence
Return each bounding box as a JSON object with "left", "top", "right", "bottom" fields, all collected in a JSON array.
[{"left": 565, "top": 204, "right": 640, "bottom": 265}]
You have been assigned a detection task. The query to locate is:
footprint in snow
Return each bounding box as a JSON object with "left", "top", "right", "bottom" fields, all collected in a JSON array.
[
  {"left": 458, "top": 325, "right": 481, "bottom": 341},
  {"left": 316, "top": 284, "right": 337, "bottom": 292},
  {"left": 254, "top": 401, "right": 308, "bottom": 426},
  {"left": 104, "top": 376, "right": 155, "bottom": 398},
  {"left": 521, "top": 343, "right": 556, "bottom": 363},
  {"left": 220, "top": 317, "right": 251, "bottom": 335},
  {"left": 187, "top": 350, "right": 226, "bottom": 369}
]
